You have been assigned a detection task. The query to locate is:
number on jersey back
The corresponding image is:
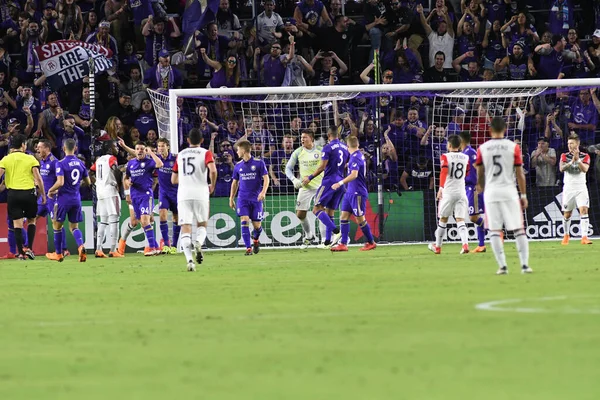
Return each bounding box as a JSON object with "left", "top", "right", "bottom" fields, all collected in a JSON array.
[
  {"left": 475, "top": 139, "right": 522, "bottom": 201},
  {"left": 173, "top": 147, "right": 215, "bottom": 201},
  {"left": 440, "top": 152, "right": 470, "bottom": 195}
]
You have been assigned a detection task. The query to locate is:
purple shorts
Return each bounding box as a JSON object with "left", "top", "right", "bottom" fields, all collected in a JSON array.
[
  {"left": 54, "top": 202, "right": 83, "bottom": 223},
  {"left": 466, "top": 186, "right": 484, "bottom": 216},
  {"left": 237, "top": 198, "right": 263, "bottom": 221},
  {"left": 159, "top": 191, "right": 178, "bottom": 214},
  {"left": 131, "top": 194, "right": 154, "bottom": 220},
  {"left": 341, "top": 193, "right": 368, "bottom": 217},
  {"left": 315, "top": 184, "right": 345, "bottom": 211},
  {"left": 37, "top": 197, "right": 55, "bottom": 218}
]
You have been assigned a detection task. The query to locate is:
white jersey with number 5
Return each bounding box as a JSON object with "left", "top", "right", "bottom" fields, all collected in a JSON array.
[
  {"left": 475, "top": 138, "right": 523, "bottom": 202},
  {"left": 92, "top": 155, "right": 119, "bottom": 200},
  {"left": 173, "top": 146, "right": 215, "bottom": 201}
]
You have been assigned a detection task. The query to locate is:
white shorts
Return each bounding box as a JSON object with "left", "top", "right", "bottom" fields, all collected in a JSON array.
[
  {"left": 296, "top": 187, "right": 318, "bottom": 211},
  {"left": 562, "top": 189, "right": 589, "bottom": 212},
  {"left": 178, "top": 199, "right": 209, "bottom": 225},
  {"left": 438, "top": 194, "right": 468, "bottom": 219},
  {"left": 97, "top": 196, "right": 121, "bottom": 217},
  {"left": 484, "top": 197, "right": 523, "bottom": 231}
]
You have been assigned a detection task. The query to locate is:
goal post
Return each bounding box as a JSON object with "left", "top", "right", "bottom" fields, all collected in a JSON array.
[{"left": 148, "top": 78, "right": 600, "bottom": 249}]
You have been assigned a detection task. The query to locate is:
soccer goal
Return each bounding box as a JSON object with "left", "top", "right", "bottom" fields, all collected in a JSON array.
[{"left": 148, "top": 78, "right": 600, "bottom": 249}]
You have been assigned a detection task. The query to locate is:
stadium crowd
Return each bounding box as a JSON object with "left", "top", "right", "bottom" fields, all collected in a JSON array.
[{"left": 1, "top": 0, "right": 600, "bottom": 202}]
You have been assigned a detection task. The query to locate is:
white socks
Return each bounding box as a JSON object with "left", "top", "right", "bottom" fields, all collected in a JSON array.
[
  {"left": 97, "top": 221, "right": 108, "bottom": 251},
  {"left": 197, "top": 226, "right": 207, "bottom": 248},
  {"left": 563, "top": 217, "right": 571, "bottom": 236},
  {"left": 181, "top": 233, "right": 193, "bottom": 263},
  {"left": 435, "top": 221, "right": 446, "bottom": 247},
  {"left": 457, "top": 221, "right": 468, "bottom": 246},
  {"left": 300, "top": 218, "right": 313, "bottom": 239},
  {"left": 121, "top": 222, "right": 134, "bottom": 241},
  {"left": 319, "top": 220, "right": 326, "bottom": 243},
  {"left": 109, "top": 216, "right": 119, "bottom": 252},
  {"left": 489, "top": 232, "right": 507, "bottom": 268},
  {"left": 514, "top": 229, "right": 529, "bottom": 267},
  {"left": 581, "top": 214, "right": 589, "bottom": 238}
]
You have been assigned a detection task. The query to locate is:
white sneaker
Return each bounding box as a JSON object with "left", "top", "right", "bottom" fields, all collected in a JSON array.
[
  {"left": 187, "top": 261, "right": 196, "bottom": 272},
  {"left": 331, "top": 231, "right": 342, "bottom": 247},
  {"left": 496, "top": 266, "right": 508, "bottom": 275},
  {"left": 521, "top": 266, "right": 533, "bottom": 274},
  {"left": 299, "top": 237, "right": 312, "bottom": 250}
]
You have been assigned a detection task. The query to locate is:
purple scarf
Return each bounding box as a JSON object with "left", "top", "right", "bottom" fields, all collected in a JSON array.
[
  {"left": 155, "top": 64, "right": 174, "bottom": 89},
  {"left": 27, "top": 38, "right": 41, "bottom": 73}
]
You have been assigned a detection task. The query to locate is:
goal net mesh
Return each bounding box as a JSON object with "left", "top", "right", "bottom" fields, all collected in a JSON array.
[{"left": 148, "top": 85, "right": 600, "bottom": 249}]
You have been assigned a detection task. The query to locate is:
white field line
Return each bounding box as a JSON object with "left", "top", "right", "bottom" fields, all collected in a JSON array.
[{"left": 475, "top": 296, "right": 600, "bottom": 315}]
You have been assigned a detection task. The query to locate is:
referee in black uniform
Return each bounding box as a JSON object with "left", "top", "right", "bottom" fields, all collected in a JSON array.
[{"left": 0, "top": 134, "right": 46, "bottom": 259}]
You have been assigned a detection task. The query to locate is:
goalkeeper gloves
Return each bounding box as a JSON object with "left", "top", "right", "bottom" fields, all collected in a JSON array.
[{"left": 292, "top": 178, "right": 302, "bottom": 189}]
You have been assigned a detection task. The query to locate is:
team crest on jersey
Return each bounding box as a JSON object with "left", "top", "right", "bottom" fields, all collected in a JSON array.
[
  {"left": 314, "top": 154, "right": 319, "bottom": 159},
  {"left": 251, "top": 165, "right": 256, "bottom": 171},
  {"left": 169, "top": 161, "right": 174, "bottom": 166},
  {"left": 141, "top": 162, "right": 145, "bottom": 168}
]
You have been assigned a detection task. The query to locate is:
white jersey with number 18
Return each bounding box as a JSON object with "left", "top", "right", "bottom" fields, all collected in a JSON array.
[
  {"left": 475, "top": 138, "right": 523, "bottom": 202},
  {"left": 173, "top": 146, "right": 215, "bottom": 201},
  {"left": 440, "top": 152, "right": 470, "bottom": 196}
]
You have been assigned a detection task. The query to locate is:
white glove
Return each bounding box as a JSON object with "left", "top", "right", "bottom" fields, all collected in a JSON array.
[{"left": 292, "top": 178, "right": 302, "bottom": 189}]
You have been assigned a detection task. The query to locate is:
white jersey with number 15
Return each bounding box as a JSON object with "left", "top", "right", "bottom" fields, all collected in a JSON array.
[
  {"left": 475, "top": 138, "right": 523, "bottom": 202},
  {"left": 173, "top": 147, "right": 215, "bottom": 201}
]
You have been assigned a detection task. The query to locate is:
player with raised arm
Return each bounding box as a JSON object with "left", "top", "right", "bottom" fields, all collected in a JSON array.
[
  {"left": 459, "top": 131, "right": 487, "bottom": 252},
  {"left": 559, "top": 133, "right": 592, "bottom": 245},
  {"left": 90, "top": 140, "right": 123, "bottom": 258},
  {"left": 475, "top": 117, "right": 531, "bottom": 275},
  {"left": 302, "top": 126, "right": 349, "bottom": 248},
  {"left": 118, "top": 141, "right": 164, "bottom": 256},
  {"left": 330, "top": 136, "right": 376, "bottom": 252},
  {"left": 45, "top": 139, "right": 91, "bottom": 262},
  {"left": 172, "top": 128, "right": 217, "bottom": 271},
  {"left": 157, "top": 138, "right": 180, "bottom": 254},
  {"left": 230, "top": 140, "right": 270, "bottom": 256},
  {"left": 285, "top": 130, "right": 326, "bottom": 249},
  {"left": 429, "top": 135, "right": 470, "bottom": 255}
]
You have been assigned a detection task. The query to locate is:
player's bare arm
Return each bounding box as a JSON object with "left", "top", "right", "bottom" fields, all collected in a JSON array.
[
  {"left": 33, "top": 166, "right": 47, "bottom": 204},
  {"left": 48, "top": 174, "right": 64, "bottom": 198},
  {"left": 303, "top": 159, "right": 327, "bottom": 185},
  {"left": 117, "top": 137, "right": 136, "bottom": 157},
  {"left": 229, "top": 179, "right": 239, "bottom": 209},
  {"left": 515, "top": 165, "right": 528, "bottom": 209},
  {"left": 573, "top": 150, "right": 590, "bottom": 173},
  {"left": 258, "top": 174, "right": 270, "bottom": 201},
  {"left": 332, "top": 169, "right": 358, "bottom": 191},
  {"left": 208, "top": 161, "right": 217, "bottom": 195},
  {"left": 123, "top": 176, "right": 131, "bottom": 204},
  {"left": 146, "top": 147, "right": 163, "bottom": 168}
]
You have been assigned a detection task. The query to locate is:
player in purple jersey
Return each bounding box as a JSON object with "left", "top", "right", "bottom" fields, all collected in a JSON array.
[
  {"left": 459, "top": 131, "right": 487, "bottom": 252},
  {"left": 35, "top": 140, "right": 69, "bottom": 256},
  {"left": 230, "top": 140, "right": 270, "bottom": 256},
  {"left": 157, "top": 138, "right": 180, "bottom": 254},
  {"left": 45, "top": 139, "right": 91, "bottom": 262},
  {"left": 120, "top": 141, "right": 164, "bottom": 256},
  {"left": 302, "top": 126, "right": 349, "bottom": 248},
  {"left": 331, "top": 136, "right": 376, "bottom": 252}
]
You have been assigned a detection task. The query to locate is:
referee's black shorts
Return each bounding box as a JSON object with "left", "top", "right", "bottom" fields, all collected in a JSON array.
[{"left": 7, "top": 189, "right": 37, "bottom": 221}]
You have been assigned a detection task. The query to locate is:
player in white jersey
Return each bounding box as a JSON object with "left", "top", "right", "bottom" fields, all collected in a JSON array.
[
  {"left": 475, "top": 117, "right": 531, "bottom": 275},
  {"left": 90, "top": 141, "right": 123, "bottom": 258},
  {"left": 429, "top": 135, "right": 471, "bottom": 255},
  {"left": 285, "top": 130, "right": 326, "bottom": 248},
  {"left": 559, "top": 133, "right": 592, "bottom": 245},
  {"left": 171, "top": 128, "right": 217, "bottom": 271}
]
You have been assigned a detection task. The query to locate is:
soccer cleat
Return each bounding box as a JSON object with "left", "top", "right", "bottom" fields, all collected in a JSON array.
[
  {"left": 17, "top": 254, "right": 26, "bottom": 261},
  {"left": 360, "top": 242, "right": 377, "bottom": 251},
  {"left": 244, "top": 248, "right": 253, "bottom": 256},
  {"left": 78, "top": 245, "right": 87, "bottom": 262},
  {"left": 169, "top": 246, "right": 178, "bottom": 255},
  {"left": 159, "top": 239, "right": 165, "bottom": 251},
  {"left": 428, "top": 243, "right": 441, "bottom": 254},
  {"left": 330, "top": 243, "right": 348, "bottom": 252},
  {"left": 23, "top": 247, "right": 35, "bottom": 260},
  {"left": 496, "top": 266, "right": 508, "bottom": 275},
  {"left": 316, "top": 243, "right": 328, "bottom": 249},
  {"left": 187, "top": 261, "right": 196, "bottom": 272},
  {"left": 473, "top": 246, "right": 486, "bottom": 253},
  {"left": 561, "top": 235, "right": 570, "bottom": 245},
  {"left": 161, "top": 246, "right": 171, "bottom": 254},
  {"left": 581, "top": 237, "right": 592, "bottom": 245},
  {"left": 109, "top": 251, "right": 124, "bottom": 258},
  {"left": 6, "top": 252, "right": 16, "bottom": 259},
  {"left": 194, "top": 245, "right": 204, "bottom": 264},
  {"left": 521, "top": 266, "right": 533, "bottom": 274},
  {"left": 330, "top": 231, "right": 342, "bottom": 247},
  {"left": 460, "top": 244, "right": 470, "bottom": 254},
  {"left": 95, "top": 250, "right": 107, "bottom": 258},
  {"left": 300, "top": 237, "right": 312, "bottom": 250},
  {"left": 45, "top": 252, "right": 64, "bottom": 262},
  {"left": 144, "top": 248, "right": 160, "bottom": 256},
  {"left": 63, "top": 250, "right": 70, "bottom": 257},
  {"left": 117, "top": 239, "right": 127, "bottom": 255},
  {"left": 253, "top": 239, "right": 260, "bottom": 254}
]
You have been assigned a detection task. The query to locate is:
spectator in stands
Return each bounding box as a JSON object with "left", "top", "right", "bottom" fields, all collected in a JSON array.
[
  {"left": 381, "top": 127, "right": 399, "bottom": 186},
  {"left": 385, "top": 1, "right": 413, "bottom": 51},
  {"left": 142, "top": 16, "right": 179, "bottom": 67},
  {"left": 383, "top": 41, "right": 422, "bottom": 83},
  {"left": 360, "top": 63, "right": 393, "bottom": 84},
  {"left": 256, "top": 0, "right": 284, "bottom": 52},
  {"left": 398, "top": 0, "right": 427, "bottom": 68},
  {"left": 530, "top": 137, "right": 557, "bottom": 187},
  {"left": 214, "top": 146, "right": 235, "bottom": 197},
  {"left": 420, "top": 124, "right": 447, "bottom": 164},
  {"left": 446, "top": 108, "right": 465, "bottom": 135},
  {"left": 482, "top": 20, "right": 506, "bottom": 71},
  {"left": 120, "top": 65, "right": 146, "bottom": 110},
  {"left": 282, "top": 43, "right": 314, "bottom": 86},
  {"left": 134, "top": 99, "right": 158, "bottom": 140},
  {"left": 501, "top": 13, "right": 539, "bottom": 52},
  {"left": 494, "top": 41, "right": 530, "bottom": 80},
  {"left": 294, "top": 0, "right": 332, "bottom": 56},
  {"left": 423, "top": 51, "right": 451, "bottom": 82},
  {"left": 452, "top": 54, "right": 482, "bottom": 81},
  {"left": 105, "top": 91, "right": 135, "bottom": 128},
  {"left": 104, "top": 0, "right": 129, "bottom": 45},
  {"left": 82, "top": 10, "right": 98, "bottom": 37},
  {"left": 269, "top": 135, "right": 295, "bottom": 194},
  {"left": 195, "top": 22, "right": 238, "bottom": 79},
  {"left": 37, "top": 92, "right": 63, "bottom": 143},
  {"left": 21, "top": 19, "right": 45, "bottom": 81},
  {"left": 216, "top": 0, "right": 242, "bottom": 38},
  {"left": 564, "top": 89, "right": 600, "bottom": 145},
  {"left": 327, "top": 0, "right": 343, "bottom": 21},
  {"left": 240, "top": 115, "right": 276, "bottom": 159},
  {"left": 456, "top": 12, "right": 481, "bottom": 68},
  {"left": 16, "top": 85, "right": 41, "bottom": 126},
  {"left": 564, "top": 29, "right": 594, "bottom": 78},
  {"left": 545, "top": 108, "right": 565, "bottom": 151},
  {"left": 533, "top": 34, "right": 578, "bottom": 79},
  {"left": 51, "top": 114, "right": 84, "bottom": 157},
  {"left": 400, "top": 157, "right": 434, "bottom": 191},
  {"left": 255, "top": 38, "right": 294, "bottom": 87},
  {"left": 310, "top": 50, "right": 347, "bottom": 85},
  {"left": 203, "top": 49, "right": 241, "bottom": 88},
  {"left": 418, "top": 4, "right": 454, "bottom": 69},
  {"left": 320, "top": 15, "right": 364, "bottom": 66},
  {"left": 144, "top": 50, "right": 183, "bottom": 90},
  {"left": 221, "top": 118, "right": 243, "bottom": 144},
  {"left": 483, "top": 0, "right": 508, "bottom": 25},
  {"left": 68, "top": 85, "right": 96, "bottom": 130},
  {"left": 86, "top": 21, "right": 119, "bottom": 67},
  {"left": 364, "top": 0, "right": 389, "bottom": 63},
  {"left": 56, "top": 0, "right": 84, "bottom": 40},
  {"left": 404, "top": 107, "right": 428, "bottom": 153},
  {"left": 548, "top": 0, "right": 573, "bottom": 36}
]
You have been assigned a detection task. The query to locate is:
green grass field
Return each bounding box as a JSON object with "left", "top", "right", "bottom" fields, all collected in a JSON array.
[{"left": 1, "top": 241, "right": 599, "bottom": 400}]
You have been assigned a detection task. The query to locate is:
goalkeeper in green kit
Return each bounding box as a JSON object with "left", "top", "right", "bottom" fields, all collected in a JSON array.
[{"left": 286, "top": 130, "right": 327, "bottom": 249}]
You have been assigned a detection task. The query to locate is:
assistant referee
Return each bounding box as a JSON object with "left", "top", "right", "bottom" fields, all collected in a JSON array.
[{"left": 0, "top": 134, "right": 46, "bottom": 260}]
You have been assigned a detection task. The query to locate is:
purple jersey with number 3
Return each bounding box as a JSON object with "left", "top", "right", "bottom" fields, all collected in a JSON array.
[{"left": 321, "top": 138, "right": 349, "bottom": 183}]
